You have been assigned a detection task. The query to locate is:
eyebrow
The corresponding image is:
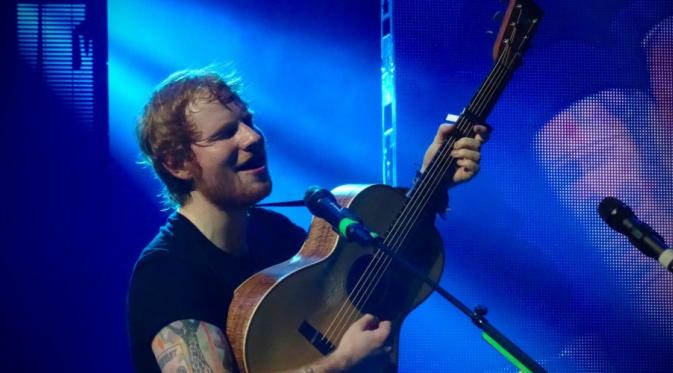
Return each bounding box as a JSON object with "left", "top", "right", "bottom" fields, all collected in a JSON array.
[{"left": 213, "top": 119, "right": 238, "bottom": 139}]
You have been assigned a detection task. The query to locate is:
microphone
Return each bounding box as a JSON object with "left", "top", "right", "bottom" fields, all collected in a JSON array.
[
  {"left": 598, "top": 197, "right": 673, "bottom": 272},
  {"left": 304, "top": 186, "right": 375, "bottom": 244}
]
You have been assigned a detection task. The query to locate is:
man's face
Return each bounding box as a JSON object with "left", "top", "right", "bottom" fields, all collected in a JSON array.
[{"left": 185, "top": 93, "right": 271, "bottom": 209}]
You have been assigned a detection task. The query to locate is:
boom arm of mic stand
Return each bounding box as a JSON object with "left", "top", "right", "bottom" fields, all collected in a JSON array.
[{"left": 367, "top": 237, "right": 546, "bottom": 373}]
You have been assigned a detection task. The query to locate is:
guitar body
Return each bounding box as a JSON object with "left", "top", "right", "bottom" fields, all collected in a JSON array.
[{"left": 227, "top": 184, "right": 444, "bottom": 372}]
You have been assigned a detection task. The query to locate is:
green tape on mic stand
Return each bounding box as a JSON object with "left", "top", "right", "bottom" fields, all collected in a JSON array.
[
  {"left": 482, "top": 332, "right": 533, "bottom": 373},
  {"left": 338, "top": 218, "right": 359, "bottom": 237}
]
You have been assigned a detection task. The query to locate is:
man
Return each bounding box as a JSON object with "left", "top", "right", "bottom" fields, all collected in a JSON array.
[{"left": 128, "top": 67, "right": 487, "bottom": 372}]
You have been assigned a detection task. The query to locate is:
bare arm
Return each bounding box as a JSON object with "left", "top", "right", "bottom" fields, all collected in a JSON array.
[
  {"left": 152, "top": 314, "right": 389, "bottom": 373},
  {"left": 283, "top": 314, "right": 392, "bottom": 373},
  {"left": 152, "top": 319, "right": 234, "bottom": 373}
]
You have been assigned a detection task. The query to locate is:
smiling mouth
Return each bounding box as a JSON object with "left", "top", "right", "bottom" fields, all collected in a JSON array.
[{"left": 237, "top": 157, "right": 266, "bottom": 172}]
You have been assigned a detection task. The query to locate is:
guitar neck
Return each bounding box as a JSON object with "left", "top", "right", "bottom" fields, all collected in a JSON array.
[
  {"left": 465, "top": 58, "right": 520, "bottom": 124},
  {"left": 406, "top": 60, "right": 517, "bottom": 217},
  {"left": 381, "top": 0, "right": 541, "bottom": 250}
]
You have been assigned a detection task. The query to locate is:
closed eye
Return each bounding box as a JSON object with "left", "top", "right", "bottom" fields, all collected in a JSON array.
[{"left": 208, "top": 122, "right": 238, "bottom": 142}]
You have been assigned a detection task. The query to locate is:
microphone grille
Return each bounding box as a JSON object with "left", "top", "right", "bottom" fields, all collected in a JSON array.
[
  {"left": 304, "top": 186, "right": 334, "bottom": 211},
  {"left": 598, "top": 196, "right": 633, "bottom": 234}
]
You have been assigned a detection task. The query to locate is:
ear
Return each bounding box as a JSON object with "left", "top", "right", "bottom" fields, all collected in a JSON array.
[{"left": 162, "top": 158, "right": 196, "bottom": 181}]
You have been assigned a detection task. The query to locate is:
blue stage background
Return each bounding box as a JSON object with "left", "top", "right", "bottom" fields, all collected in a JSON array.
[
  {"left": 5, "top": 0, "right": 669, "bottom": 372},
  {"left": 106, "top": 0, "right": 673, "bottom": 371}
]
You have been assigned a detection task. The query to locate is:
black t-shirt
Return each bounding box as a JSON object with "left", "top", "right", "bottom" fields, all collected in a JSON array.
[{"left": 127, "top": 208, "right": 306, "bottom": 373}]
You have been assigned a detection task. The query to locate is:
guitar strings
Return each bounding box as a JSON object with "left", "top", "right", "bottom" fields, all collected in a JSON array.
[
  {"left": 352, "top": 61, "right": 510, "bottom": 319},
  {"left": 321, "top": 21, "right": 522, "bottom": 344},
  {"left": 320, "top": 48, "right": 513, "bottom": 344},
  {"left": 320, "top": 132, "right": 459, "bottom": 341},
  {"left": 346, "top": 20, "right": 525, "bottom": 324},
  {"left": 340, "top": 11, "right": 531, "bottom": 335},
  {"left": 334, "top": 9, "right": 537, "bottom": 345},
  {"left": 322, "top": 49, "right": 514, "bottom": 344},
  {"left": 320, "top": 74, "right": 505, "bottom": 344}
]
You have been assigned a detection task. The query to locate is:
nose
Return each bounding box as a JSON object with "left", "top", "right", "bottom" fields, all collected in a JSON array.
[{"left": 238, "top": 122, "right": 263, "bottom": 150}]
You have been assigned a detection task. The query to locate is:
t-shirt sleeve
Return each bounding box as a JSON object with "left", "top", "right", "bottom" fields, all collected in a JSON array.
[{"left": 128, "top": 250, "right": 226, "bottom": 362}]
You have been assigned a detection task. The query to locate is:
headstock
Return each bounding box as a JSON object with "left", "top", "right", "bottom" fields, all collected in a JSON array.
[{"left": 492, "top": 0, "right": 543, "bottom": 68}]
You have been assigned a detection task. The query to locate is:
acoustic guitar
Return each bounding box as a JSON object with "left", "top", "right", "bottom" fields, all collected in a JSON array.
[{"left": 227, "top": 1, "right": 542, "bottom": 371}]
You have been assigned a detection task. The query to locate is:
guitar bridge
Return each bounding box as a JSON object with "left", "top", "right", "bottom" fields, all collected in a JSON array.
[{"left": 298, "top": 320, "right": 336, "bottom": 355}]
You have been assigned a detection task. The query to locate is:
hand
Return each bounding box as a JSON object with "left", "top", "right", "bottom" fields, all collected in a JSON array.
[
  {"left": 330, "top": 314, "right": 391, "bottom": 371},
  {"left": 421, "top": 122, "right": 490, "bottom": 186}
]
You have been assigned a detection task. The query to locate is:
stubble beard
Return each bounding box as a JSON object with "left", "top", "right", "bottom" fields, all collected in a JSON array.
[{"left": 199, "top": 172, "right": 273, "bottom": 210}]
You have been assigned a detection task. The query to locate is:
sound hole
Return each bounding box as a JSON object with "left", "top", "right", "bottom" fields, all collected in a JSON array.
[{"left": 345, "top": 254, "right": 391, "bottom": 318}]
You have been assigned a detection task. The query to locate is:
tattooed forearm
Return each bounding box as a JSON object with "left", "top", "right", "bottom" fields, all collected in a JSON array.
[
  {"left": 166, "top": 320, "right": 214, "bottom": 373},
  {"left": 157, "top": 346, "right": 178, "bottom": 370},
  {"left": 152, "top": 319, "right": 233, "bottom": 373}
]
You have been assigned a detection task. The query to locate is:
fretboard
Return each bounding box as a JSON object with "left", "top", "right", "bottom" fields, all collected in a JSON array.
[{"left": 383, "top": 57, "right": 519, "bottom": 250}]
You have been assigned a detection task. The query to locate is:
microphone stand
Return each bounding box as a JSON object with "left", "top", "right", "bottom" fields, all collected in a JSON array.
[
  {"left": 351, "top": 231, "right": 546, "bottom": 373},
  {"left": 300, "top": 186, "right": 546, "bottom": 371}
]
